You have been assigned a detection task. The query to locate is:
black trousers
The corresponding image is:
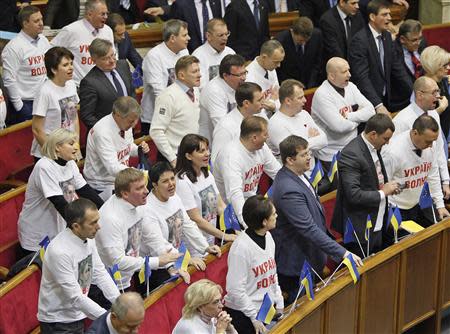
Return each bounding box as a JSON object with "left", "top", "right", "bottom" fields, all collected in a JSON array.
[
  {"left": 225, "top": 307, "right": 255, "bottom": 334},
  {"left": 40, "top": 319, "right": 84, "bottom": 334}
]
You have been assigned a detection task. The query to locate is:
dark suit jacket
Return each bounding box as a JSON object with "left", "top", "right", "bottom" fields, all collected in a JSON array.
[
  {"left": 145, "top": 0, "right": 172, "bottom": 21},
  {"left": 331, "top": 135, "right": 388, "bottom": 242},
  {"left": 44, "top": 0, "right": 80, "bottom": 29},
  {"left": 266, "top": 0, "right": 301, "bottom": 12},
  {"left": 271, "top": 166, "right": 346, "bottom": 276},
  {"left": 0, "top": 0, "right": 30, "bottom": 31},
  {"left": 275, "top": 28, "right": 322, "bottom": 88},
  {"left": 348, "top": 25, "right": 412, "bottom": 110},
  {"left": 85, "top": 311, "right": 110, "bottom": 334},
  {"left": 170, "top": 0, "right": 222, "bottom": 53},
  {"left": 319, "top": 7, "right": 365, "bottom": 62},
  {"left": 79, "top": 60, "right": 135, "bottom": 130},
  {"left": 118, "top": 31, "right": 143, "bottom": 69},
  {"left": 298, "top": 0, "right": 331, "bottom": 26},
  {"left": 107, "top": 0, "right": 140, "bottom": 21},
  {"left": 390, "top": 38, "right": 427, "bottom": 112},
  {"left": 224, "top": 0, "right": 270, "bottom": 60}
]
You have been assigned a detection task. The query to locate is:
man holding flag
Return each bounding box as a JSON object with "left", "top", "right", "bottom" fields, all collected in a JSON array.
[
  {"left": 38, "top": 199, "right": 120, "bottom": 333},
  {"left": 382, "top": 115, "right": 450, "bottom": 228},
  {"left": 271, "top": 135, "right": 362, "bottom": 303},
  {"left": 332, "top": 114, "right": 401, "bottom": 258}
]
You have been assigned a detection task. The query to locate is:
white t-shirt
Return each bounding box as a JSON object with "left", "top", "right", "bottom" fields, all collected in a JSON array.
[
  {"left": 38, "top": 228, "right": 120, "bottom": 323},
  {"left": 51, "top": 19, "right": 114, "bottom": 85},
  {"left": 0, "top": 89, "right": 6, "bottom": 128},
  {"left": 176, "top": 172, "right": 220, "bottom": 245},
  {"left": 30, "top": 79, "right": 79, "bottom": 157},
  {"left": 18, "top": 157, "right": 86, "bottom": 251},
  {"left": 172, "top": 314, "right": 238, "bottom": 334},
  {"left": 140, "top": 192, "right": 209, "bottom": 257},
  {"left": 192, "top": 42, "right": 235, "bottom": 89}
]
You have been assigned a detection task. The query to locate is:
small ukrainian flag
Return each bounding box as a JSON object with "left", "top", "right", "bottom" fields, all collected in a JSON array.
[
  {"left": 365, "top": 214, "right": 372, "bottom": 241},
  {"left": 309, "top": 160, "right": 324, "bottom": 188},
  {"left": 39, "top": 236, "right": 50, "bottom": 262},
  {"left": 175, "top": 242, "right": 191, "bottom": 272},
  {"left": 256, "top": 293, "right": 276, "bottom": 324},
  {"left": 327, "top": 152, "right": 339, "bottom": 183},
  {"left": 343, "top": 254, "right": 360, "bottom": 284}
]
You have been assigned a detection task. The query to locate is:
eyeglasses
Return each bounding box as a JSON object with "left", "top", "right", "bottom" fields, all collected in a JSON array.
[
  {"left": 419, "top": 89, "right": 440, "bottom": 96},
  {"left": 299, "top": 150, "right": 312, "bottom": 159},
  {"left": 228, "top": 70, "right": 248, "bottom": 77},
  {"left": 212, "top": 31, "right": 231, "bottom": 38},
  {"left": 100, "top": 53, "right": 117, "bottom": 61}
]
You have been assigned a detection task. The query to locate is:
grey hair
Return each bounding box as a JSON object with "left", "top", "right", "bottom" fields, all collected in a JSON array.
[
  {"left": 89, "top": 38, "right": 113, "bottom": 58},
  {"left": 162, "top": 19, "right": 188, "bottom": 42},
  {"left": 112, "top": 96, "right": 142, "bottom": 117}
]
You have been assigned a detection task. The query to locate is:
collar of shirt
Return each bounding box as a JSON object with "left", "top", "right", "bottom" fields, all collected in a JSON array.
[
  {"left": 247, "top": 0, "right": 256, "bottom": 8},
  {"left": 20, "top": 30, "right": 40, "bottom": 44},
  {"left": 163, "top": 41, "right": 183, "bottom": 56},
  {"left": 82, "top": 18, "right": 98, "bottom": 35},
  {"left": 116, "top": 195, "right": 139, "bottom": 211},
  {"left": 410, "top": 100, "right": 429, "bottom": 116},
  {"left": 253, "top": 57, "right": 270, "bottom": 79},
  {"left": 106, "top": 313, "right": 120, "bottom": 334},
  {"left": 204, "top": 41, "right": 223, "bottom": 55},
  {"left": 403, "top": 46, "right": 419, "bottom": 59},
  {"left": 361, "top": 132, "right": 377, "bottom": 155},
  {"left": 336, "top": 5, "right": 347, "bottom": 22},
  {"left": 175, "top": 80, "right": 190, "bottom": 93},
  {"left": 405, "top": 130, "right": 425, "bottom": 156},
  {"left": 217, "top": 77, "right": 236, "bottom": 95},
  {"left": 368, "top": 23, "right": 382, "bottom": 43},
  {"left": 66, "top": 228, "right": 90, "bottom": 246}
]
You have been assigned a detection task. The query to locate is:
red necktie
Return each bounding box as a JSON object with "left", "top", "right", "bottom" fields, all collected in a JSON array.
[
  {"left": 410, "top": 51, "right": 422, "bottom": 79},
  {"left": 187, "top": 88, "right": 195, "bottom": 102}
]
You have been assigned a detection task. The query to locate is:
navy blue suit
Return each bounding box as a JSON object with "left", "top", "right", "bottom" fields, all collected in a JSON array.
[
  {"left": 271, "top": 167, "right": 346, "bottom": 279},
  {"left": 85, "top": 312, "right": 110, "bottom": 334},
  {"left": 117, "top": 31, "right": 143, "bottom": 69}
]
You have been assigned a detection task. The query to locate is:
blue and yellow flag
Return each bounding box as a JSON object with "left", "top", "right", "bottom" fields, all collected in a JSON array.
[
  {"left": 300, "top": 262, "right": 315, "bottom": 300},
  {"left": 109, "top": 264, "right": 122, "bottom": 285},
  {"left": 138, "top": 256, "right": 152, "bottom": 284},
  {"left": 264, "top": 185, "right": 273, "bottom": 198},
  {"left": 343, "top": 218, "right": 356, "bottom": 244},
  {"left": 175, "top": 242, "right": 191, "bottom": 271},
  {"left": 256, "top": 292, "right": 276, "bottom": 324},
  {"left": 343, "top": 254, "right": 360, "bottom": 284},
  {"left": 39, "top": 236, "right": 50, "bottom": 262},
  {"left": 365, "top": 214, "right": 372, "bottom": 241},
  {"left": 309, "top": 160, "right": 324, "bottom": 188},
  {"left": 219, "top": 204, "right": 241, "bottom": 231},
  {"left": 388, "top": 206, "right": 402, "bottom": 232},
  {"left": 300, "top": 260, "right": 312, "bottom": 279},
  {"left": 419, "top": 181, "right": 433, "bottom": 209},
  {"left": 327, "top": 152, "right": 339, "bottom": 183}
]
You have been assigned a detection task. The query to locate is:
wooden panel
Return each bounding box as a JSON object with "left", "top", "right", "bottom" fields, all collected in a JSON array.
[
  {"left": 442, "top": 230, "right": 450, "bottom": 308},
  {"left": 290, "top": 305, "right": 323, "bottom": 334},
  {"left": 324, "top": 284, "right": 358, "bottom": 334},
  {"left": 359, "top": 256, "right": 400, "bottom": 334},
  {"left": 401, "top": 236, "right": 440, "bottom": 330}
]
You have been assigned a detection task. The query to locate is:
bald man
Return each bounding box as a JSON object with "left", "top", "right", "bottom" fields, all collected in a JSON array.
[
  {"left": 86, "top": 292, "right": 145, "bottom": 333},
  {"left": 311, "top": 57, "right": 375, "bottom": 190},
  {"left": 393, "top": 76, "right": 450, "bottom": 199}
]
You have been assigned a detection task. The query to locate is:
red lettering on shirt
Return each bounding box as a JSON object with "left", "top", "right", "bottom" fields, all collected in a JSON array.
[
  {"left": 117, "top": 145, "right": 132, "bottom": 161},
  {"left": 79, "top": 44, "right": 90, "bottom": 53},
  {"left": 27, "top": 54, "right": 45, "bottom": 66},
  {"left": 251, "top": 258, "right": 276, "bottom": 278}
]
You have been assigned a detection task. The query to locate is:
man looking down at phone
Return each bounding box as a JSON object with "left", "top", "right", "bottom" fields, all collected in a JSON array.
[
  {"left": 392, "top": 76, "right": 450, "bottom": 200},
  {"left": 382, "top": 115, "right": 450, "bottom": 227}
]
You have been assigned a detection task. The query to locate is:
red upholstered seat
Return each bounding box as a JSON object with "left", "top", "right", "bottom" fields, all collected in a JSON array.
[{"left": 423, "top": 24, "right": 450, "bottom": 53}]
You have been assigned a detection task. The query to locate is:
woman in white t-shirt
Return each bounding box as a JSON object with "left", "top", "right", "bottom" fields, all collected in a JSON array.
[
  {"left": 0, "top": 88, "right": 7, "bottom": 129},
  {"left": 31, "top": 46, "right": 80, "bottom": 160},
  {"left": 18, "top": 129, "right": 103, "bottom": 257},
  {"left": 173, "top": 279, "right": 237, "bottom": 334},
  {"left": 175, "top": 134, "right": 237, "bottom": 246}
]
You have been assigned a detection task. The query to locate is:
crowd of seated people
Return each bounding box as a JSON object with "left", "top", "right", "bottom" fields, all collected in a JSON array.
[{"left": 1, "top": 0, "right": 450, "bottom": 333}]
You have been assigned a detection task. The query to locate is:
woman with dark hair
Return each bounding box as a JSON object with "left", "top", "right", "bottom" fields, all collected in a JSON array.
[
  {"left": 175, "top": 134, "right": 236, "bottom": 252},
  {"left": 224, "top": 195, "right": 284, "bottom": 334},
  {"left": 31, "top": 46, "right": 80, "bottom": 160}
]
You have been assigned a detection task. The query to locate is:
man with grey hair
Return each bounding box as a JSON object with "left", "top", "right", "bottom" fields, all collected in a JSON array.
[
  {"left": 84, "top": 96, "right": 150, "bottom": 200},
  {"left": 141, "top": 19, "right": 190, "bottom": 134},
  {"left": 246, "top": 39, "right": 285, "bottom": 115},
  {"left": 80, "top": 38, "right": 134, "bottom": 130},
  {"left": 51, "top": 0, "right": 114, "bottom": 85},
  {"left": 86, "top": 292, "right": 145, "bottom": 333}
]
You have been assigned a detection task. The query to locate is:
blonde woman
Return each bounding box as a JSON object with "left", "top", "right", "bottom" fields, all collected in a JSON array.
[
  {"left": 18, "top": 128, "right": 103, "bottom": 258},
  {"left": 173, "top": 279, "right": 237, "bottom": 334}
]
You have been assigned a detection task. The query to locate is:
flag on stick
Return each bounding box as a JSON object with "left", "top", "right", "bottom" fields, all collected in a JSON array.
[
  {"left": 175, "top": 242, "right": 191, "bottom": 272},
  {"left": 256, "top": 293, "right": 276, "bottom": 324},
  {"left": 138, "top": 256, "right": 151, "bottom": 284},
  {"left": 39, "top": 236, "right": 50, "bottom": 262},
  {"left": 309, "top": 160, "right": 324, "bottom": 188},
  {"left": 343, "top": 254, "right": 360, "bottom": 284},
  {"left": 300, "top": 263, "right": 315, "bottom": 300},
  {"left": 327, "top": 152, "right": 339, "bottom": 183},
  {"left": 419, "top": 181, "right": 433, "bottom": 209}
]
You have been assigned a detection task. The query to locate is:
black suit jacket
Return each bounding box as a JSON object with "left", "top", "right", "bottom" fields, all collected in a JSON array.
[
  {"left": 118, "top": 31, "right": 143, "bottom": 69},
  {"left": 106, "top": 0, "right": 140, "bottom": 20},
  {"left": 170, "top": 0, "right": 222, "bottom": 53},
  {"left": 266, "top": 0, "right": 301, "bottom": 12},
  {"left": 319, "top": 7, "right": 365, "bottom": 62},
  {"left": 224, "top": 0, "right": 270, "bottom": 60},
  {"left": 275, "top": 28, "right": 322, "bottom": 88},
  {"left": 85, "top": 311, "right": 110, "bottom": 334},
  {"left": 145, "top": 0, "right": 172, "bottom": 21},
  {"left": 44, "top": 0, "right": 80, "bottom": 29},
  {"left": 348, "top": 26, "right": 412, "bottom": 110},
  {"left": 298, "top": 0, "right": 331, "bottom": 26},
  {"left": 79, "top": 60, "right": 135, "bottom": 130},
  {"left": 331, "top": 135, "right": 388, "bottom": 242}
]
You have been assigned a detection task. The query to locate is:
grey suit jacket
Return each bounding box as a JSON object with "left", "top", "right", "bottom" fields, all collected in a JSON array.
[
  {"left": 79, "top": 60, "right": 135, "bottom": 130},
  {"left": 271, "top": 166, "right": 346, "bottom": 277}
]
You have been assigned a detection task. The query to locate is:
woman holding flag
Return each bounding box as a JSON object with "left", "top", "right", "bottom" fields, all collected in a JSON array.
[
  {"left": 176, "top": 134, "right": 237, "bottom": 246},
  {"left": 173, "top": 279, "right": 237, "bottom": 334},
  {"left": 224, "top": 195, "right": 284, "bottom": 334}
]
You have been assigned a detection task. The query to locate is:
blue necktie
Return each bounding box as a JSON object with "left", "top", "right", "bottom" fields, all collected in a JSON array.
[
  {"left": 201, "top": 0, "right": 209, "bottom": 42},
  {"left": 111, "top": 71, "right": 125, "bottom": 96},
  {"left": 253, "top": 0, "right": 260, "bottom": 29}
]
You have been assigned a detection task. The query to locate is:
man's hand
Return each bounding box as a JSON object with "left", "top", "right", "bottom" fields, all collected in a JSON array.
[
  {"left": 206, "top": 245, "right": 222, "bottom": 258},
  {"left": 144, "top": 7, "right": 165, "bottom": 16},
  {"left": 252, "top": 320, "right": 267, "bottom": 334},
  {"left": 382, "top": 181, "right": 401, "bottom": 196},
  {"left": 393, "top": 0, "right": 409, "bottom": 9},
  {"left": 442, "top": 184, "right": 450, "bottom": 200},
  {"left": 437, "top": 207, "right": 450, "bottom": 220},
  {"left": 189, "top": 257, "right": 206, "bottom": 271},
  {"left": 178, "top": 269, "right": 191, "bottom": 284},
  {"left": 261, "top": 99, "right": 276, "bottom": 112},
  {"left": 344, "top": 251, "right": 364, "bottom": 267},
  {"left": 376, "top": 105, "right": 390, "bottom": 116},
  {"left": 140, "top": 141, "right": 150, "bottom": 153},
  {"left": 307, "top": 127, "right": 320, "bottom": 138},
  {"left": 436, "top": 96, "right": 449, "bottom": 114},
  {"left": 270, "top": 86, "right": 279, "bottom": 101},
  {"left": 170, "top": 159, "right": 177, "bottom": 168},
  {"left": 158, "top": 249, "right": 182, "bottom": 267},
  {"left": 224, "top": 233, "right": 237, "bottom": 242}
]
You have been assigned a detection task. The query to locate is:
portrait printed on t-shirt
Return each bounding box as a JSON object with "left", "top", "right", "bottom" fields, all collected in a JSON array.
[
  {"left": 199, "top": 185, "right": 217, "bottom": 223},
  {"left": 125, "top": 220, "right": 142, "bottom": 258},
  {"left": 59, "top": 95, "right": 78, "bottom": 129},
  {"left": 208, "top": 65, "right": 219, "bottom": 81},
  {"left": 167, "top": 68, "right": 176, "bottom": 86},
  {"left": 166, "top": 209, "right": 183, "bottom": 248},
  {"left": 59, "top": 177, "right": 79, "bottom": 203},
  {"left": 78, "top": 254, "right": 93, "bottom": 295}
]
